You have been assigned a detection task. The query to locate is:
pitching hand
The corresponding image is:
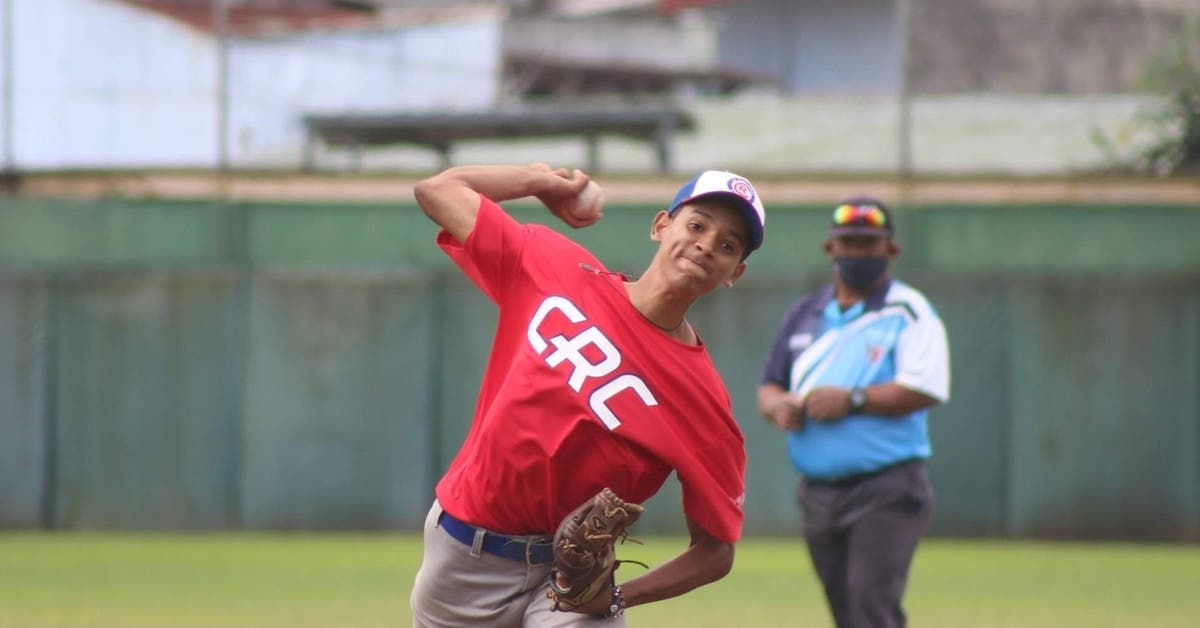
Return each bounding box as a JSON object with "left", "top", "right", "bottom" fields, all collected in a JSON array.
[
  {"left": 528, "top": 162, "right": 573, "bottom": 179},
  {"left": 528, "top": 166, "right": 601, "bottom": 228}
]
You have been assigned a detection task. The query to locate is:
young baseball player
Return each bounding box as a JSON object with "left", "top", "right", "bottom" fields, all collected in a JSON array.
[{"left": 409, "top": 163, "right": 766, "bottom": 626}]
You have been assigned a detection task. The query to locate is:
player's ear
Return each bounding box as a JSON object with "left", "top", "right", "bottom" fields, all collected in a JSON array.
[
  {"left": 650, "top": 210, "right": 671, "bottom": 243},
  {"left": 823, "top": 238, "right": 835, "bottom": 258},
  {"left": 724, "top": 262, "right": 747, "bottom": 288},
  {"left": 887, "top": 239, "right": 900, "bottom": 259}
]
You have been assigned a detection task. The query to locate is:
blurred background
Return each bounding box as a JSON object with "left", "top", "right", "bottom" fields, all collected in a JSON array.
[{"left": 0, "top": 0, "right": 1197, "bottom": 542}]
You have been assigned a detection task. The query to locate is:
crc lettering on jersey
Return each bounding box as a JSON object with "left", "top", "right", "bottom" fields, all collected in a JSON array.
[{"left": 527, "top": 295, "right": 659, "bottom": 430}]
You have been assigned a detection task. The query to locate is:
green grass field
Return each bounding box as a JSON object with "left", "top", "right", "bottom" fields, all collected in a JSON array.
[{"left": 1, "top": 533, "right": 1197, "bottom": 627}]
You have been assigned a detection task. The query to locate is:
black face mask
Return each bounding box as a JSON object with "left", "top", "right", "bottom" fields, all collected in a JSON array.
[{"left": 833, "top": 256, "right": 888, "bottom": 291}]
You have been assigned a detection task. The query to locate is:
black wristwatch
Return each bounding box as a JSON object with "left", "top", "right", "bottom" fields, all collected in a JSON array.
[{"left": 848, "top": 387, "right": 868, "bottom": 413}]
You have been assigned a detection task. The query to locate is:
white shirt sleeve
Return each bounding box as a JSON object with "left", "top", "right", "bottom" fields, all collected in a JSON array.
[{"left": 894, "top": 312, "right": 950, "bottom": 402}]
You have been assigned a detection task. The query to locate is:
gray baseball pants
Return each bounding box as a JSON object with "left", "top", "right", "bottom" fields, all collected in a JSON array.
[
  {"left": 410, "top": 501, "right": 625, "bottom": 627},
  {"left": 799, "top": 460, "right": 933, "bottom": 628}
]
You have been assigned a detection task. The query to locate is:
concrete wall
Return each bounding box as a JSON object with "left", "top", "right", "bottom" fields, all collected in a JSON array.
[
  {"left": 717, "top": 0, "right": 900, "bottom": 92},
  {"left": 503, "top": 13, "right": 716, "bottom": 70},
  {"left": 909, "top": 0, "right": 1192, "bottom": 93},
  {"left": 228, "top": 22, "right": 500, "bottom": 167},
  {"left": 12, "top": 0, "right": 218, "bottom": 169},
  {"left": 1, "top": 0, "right": 13, "bottom": 170},
  {"left": 4, "top": 0, "right": 500, "bottom": 170},
  {"left": 332, "top": 92, "right": 1154, "bottom": 176},
  {"left": 2, "top": 0, "right": 1192, "bottom": 172},
  {"left": 713, "top": 0, "right": 1192, "bottom": 94}
]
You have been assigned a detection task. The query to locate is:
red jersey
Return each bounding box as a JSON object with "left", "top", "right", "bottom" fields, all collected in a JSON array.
[{"left": 434, "top": 197, "right": 747, "bottom": 543}]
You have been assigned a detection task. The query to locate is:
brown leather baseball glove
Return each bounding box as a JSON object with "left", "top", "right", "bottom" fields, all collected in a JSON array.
[{"left": 547, "top": 487, "right": 646, "bottom": 611}]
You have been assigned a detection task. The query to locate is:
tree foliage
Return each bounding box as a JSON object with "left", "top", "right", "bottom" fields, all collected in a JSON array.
[{"left": 1094, "top": 15, "right": 1200, "bottom": 175}]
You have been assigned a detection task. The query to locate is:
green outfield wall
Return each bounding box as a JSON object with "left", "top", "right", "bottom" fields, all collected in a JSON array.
[{"left": 0, "top": 198, "right": 1197, "bottom": 541}]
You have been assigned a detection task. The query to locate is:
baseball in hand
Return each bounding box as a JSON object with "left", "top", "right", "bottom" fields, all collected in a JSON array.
[{"left": 569, "top": 180, "right": 605, "bottom": 222}]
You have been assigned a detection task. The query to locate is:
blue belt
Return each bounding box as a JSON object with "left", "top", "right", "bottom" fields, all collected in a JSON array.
[{"left": 437, "top": 510, "right": 555, "bottom": 565}]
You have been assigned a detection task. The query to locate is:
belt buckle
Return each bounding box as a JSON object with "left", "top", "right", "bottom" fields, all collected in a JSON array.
[
  {"left": 523, "top": 537, "right": 553, "bottom": 566},
  {"left": 499, "top": 536, "right": 550, "bottom": 565}
]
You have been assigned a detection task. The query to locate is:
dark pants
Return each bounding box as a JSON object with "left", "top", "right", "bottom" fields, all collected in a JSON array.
[{"left": 799, "top": 460, "right": 933, "bottom": 628}]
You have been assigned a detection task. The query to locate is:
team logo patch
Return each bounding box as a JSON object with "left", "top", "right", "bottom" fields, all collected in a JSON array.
[
  {"left": 867, "top": 345, "right": 885, "bottom": 364},
  {"left": 788, "top": 333, "right": 813, "bottom": 351},
  {"left": 726, "top": 177, "right": 757, "bottom": 204}
]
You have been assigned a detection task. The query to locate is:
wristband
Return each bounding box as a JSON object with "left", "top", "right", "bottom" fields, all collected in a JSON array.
[{"left": 602, "top": 584, "right": 627, "bottom": 619}]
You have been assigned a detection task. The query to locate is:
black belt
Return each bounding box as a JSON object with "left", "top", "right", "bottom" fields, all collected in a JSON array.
[
  {"left": 437, "top": 510, "right": 555, "bottom": 565},
  {"left": 806, "top": 458, "right": 924, "bottom": 489}
]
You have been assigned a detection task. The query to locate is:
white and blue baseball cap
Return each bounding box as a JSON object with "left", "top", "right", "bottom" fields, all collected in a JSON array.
[{"left": 668, "top": 170, "right": 766, "bottom": 255}]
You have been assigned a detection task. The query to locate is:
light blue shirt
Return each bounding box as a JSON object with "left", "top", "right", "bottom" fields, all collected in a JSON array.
[{"left": 761, "top": 280, "right": 950, "bottom": 480}]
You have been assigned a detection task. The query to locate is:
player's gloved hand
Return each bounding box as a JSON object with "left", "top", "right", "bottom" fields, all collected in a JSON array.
[{"left": 547, "top": 488, "right": 646, "bottom": 613}]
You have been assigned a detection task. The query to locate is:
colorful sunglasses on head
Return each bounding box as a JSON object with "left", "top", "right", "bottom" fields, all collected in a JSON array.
[{"left": 832, "top": 204, "right": 887, "bottom": 227}]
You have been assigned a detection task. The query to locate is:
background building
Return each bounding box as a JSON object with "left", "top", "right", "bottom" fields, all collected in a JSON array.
[{"left": 1, "top": 0, "right": 1194, "bottom": 174}]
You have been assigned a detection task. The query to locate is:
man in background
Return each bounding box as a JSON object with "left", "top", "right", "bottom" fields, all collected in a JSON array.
[{"left": 757, "top": 196, "right": 950, "bottom": 628}]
